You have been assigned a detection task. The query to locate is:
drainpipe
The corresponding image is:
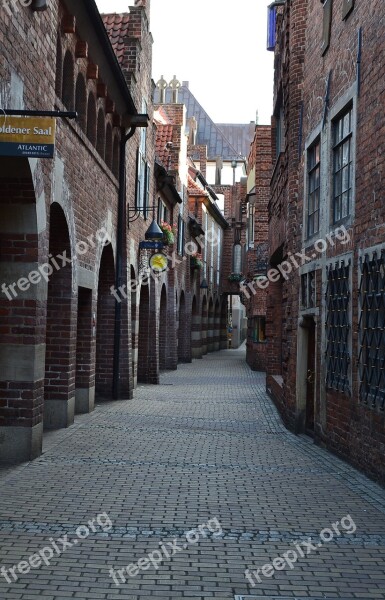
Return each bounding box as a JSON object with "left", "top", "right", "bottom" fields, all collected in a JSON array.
[{"left": 112, "top": 114, "right": 149, "bottom": 400}]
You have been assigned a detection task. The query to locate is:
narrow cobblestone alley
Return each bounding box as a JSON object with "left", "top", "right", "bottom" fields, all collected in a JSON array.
[{"left": 1, "top": 349, "right": 385, "bottom": 600}]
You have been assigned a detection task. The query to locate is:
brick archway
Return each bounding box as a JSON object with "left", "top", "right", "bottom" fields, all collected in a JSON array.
[
  {"left": 44, "top": 203, "right": 76, "bottom": 429},
  {"left": 0, "top": 158, "right": 45, "bottom": 462},
  {"left": 208, "top": 298, "right": 215, "bottom": 352},
  {"left": 95, "top": 243, "right": 115, "bottom": 398},
  {"left": 178, "top": 290, "right": 190, "bottom": 363},
  {"left": 191, "top": 295, "right": 202, "bottom": 359},
  {"left": 159, "top": 284, "right": 168, "bottom": 371},
  {"left": 201, "top": 296, "right": 208, "bottom": 355},
  {"left": 131, "top": 266, "right": 138, "bottom": 389}
]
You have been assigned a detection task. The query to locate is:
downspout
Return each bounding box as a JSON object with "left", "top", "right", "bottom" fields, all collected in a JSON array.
[{"left": 113, "top": 126, "right": 136, "bottom": 400}]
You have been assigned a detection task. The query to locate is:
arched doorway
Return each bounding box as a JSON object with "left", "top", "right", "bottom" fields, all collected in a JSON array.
[
  {"left": 220, "top": 297, "right": 229, "bottom": 350},
  {"left": 208, "top": 298, "right": 214, "bottom": 352},
  {"left": 0, "top": 158, "right": 44, "bottom": 461},
  {"left": 95, "top": 244, "right": 115, "bottom": 398},
  {"left": 201, "top": 296, "right": 208, "bottom": 355},
  {"left": 159, "top": 284, "right": 167, "bottom": 371},
  {"left": 178, "top": 291, "right": 190, "bottom": 363},
  {"left": 44, "top": 203, "right": 76, "bottom": 429},
  {"left": 191, "top": 296, "right": 202, "bottom": 359},
  {"left": 138, "top": 284, "right": 159, "bottom": 384},
  {"left": 214, "top": 300, "right": 220, "bottom": 351},
  {"left": 131, "top": 266, "right": 138, "bottom": 389}
]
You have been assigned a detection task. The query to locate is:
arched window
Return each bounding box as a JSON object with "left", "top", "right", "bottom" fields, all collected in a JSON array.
[
  {"left": 75, "top": 74, "right": 87, "bottom": 131},
  {"left": 55, "top": 35, "right": 63, "bottom": 98},
  {"left": 96, "top": 108, "right": 105, "bottom": 159},
  {"left": 62, "top": 51, "right": 75, "bottom": 110},
  {"left": 86, "top": 92, "right": 96, "bottom": 145},
  {"left": 112, "top": 134, "right": 120, "bottom": 178},
  {"left": 105, "top": 123, "right": 113, "bottom": 170}
]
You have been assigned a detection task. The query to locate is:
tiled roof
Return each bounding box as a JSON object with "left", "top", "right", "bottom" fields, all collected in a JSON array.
[
  {"left": 154, "top": 123, "right": 174, "bottom": 167},
  {"left": 154, "top": 84, "right": 254, "bottom": 161},
  {"left": 101, "top": 13, "right": 130, "bottom": 65},
  {"left": 188, "top": 175, "right": 208, "bottom": 197}
]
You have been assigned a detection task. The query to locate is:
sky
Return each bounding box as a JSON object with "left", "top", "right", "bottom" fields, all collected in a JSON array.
[{"left": 95, "top": 0, "right": 274, "bottom": 125}]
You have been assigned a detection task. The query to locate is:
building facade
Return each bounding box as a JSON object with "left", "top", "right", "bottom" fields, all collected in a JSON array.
[
  {"left": 0, "top": 0, "right": 231, "bottom": 465},
  {"left": 266, "top": 0, "right": 385, "bottom": 483}
]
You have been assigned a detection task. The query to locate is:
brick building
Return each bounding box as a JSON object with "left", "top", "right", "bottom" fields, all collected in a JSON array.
[
  {"left": 266, "top": 0, "right": 385, "bottom": 483},
  {"left": 243, "top": 125, "right": 272, "bottom": 371},
  {"left": 0, "top": 1, "right": 233, "bottom": 465}
]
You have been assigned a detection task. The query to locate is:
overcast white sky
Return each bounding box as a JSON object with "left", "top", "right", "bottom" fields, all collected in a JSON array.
[{"left": 95, "top": 0, "right": 274, "bottom": 125}]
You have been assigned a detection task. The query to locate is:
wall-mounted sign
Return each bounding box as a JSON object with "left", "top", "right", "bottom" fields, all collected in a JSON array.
[
  {"left": 0, "top": 116, "right": 56, "bottom": 158},
  {"left": 149, "top": 253, "right": 168, "bottom": 273},
  {"left": 139, "top": 241, "right": 164, "bottom": 250}
]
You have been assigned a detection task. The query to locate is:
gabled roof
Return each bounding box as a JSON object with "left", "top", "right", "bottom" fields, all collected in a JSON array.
[
  {"left": 154, "top": 83, "right": 254, "bottom": 161},
  {"left": 101, "top": 13, "right": 130, "bottom": 66}
]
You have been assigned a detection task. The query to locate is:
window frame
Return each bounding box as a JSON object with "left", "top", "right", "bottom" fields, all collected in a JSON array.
[
  {"left": 307, "top": 138, "right": 321, "bottom": 238},
  {"left": 332, "top": 105, "right": 353, "bottom": 224}
]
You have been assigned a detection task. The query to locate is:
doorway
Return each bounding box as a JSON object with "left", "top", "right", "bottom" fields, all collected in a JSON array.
[{"left": 296, "top": 315, "right": 316, "bottom": 436}]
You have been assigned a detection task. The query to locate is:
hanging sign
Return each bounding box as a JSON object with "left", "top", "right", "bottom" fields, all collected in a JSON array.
[{"left": 0, "top": 116, "right": 56, "bottom": 158}]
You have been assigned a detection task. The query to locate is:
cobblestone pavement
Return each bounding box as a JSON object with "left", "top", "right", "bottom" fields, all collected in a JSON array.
[{"left": 1, "top": 347, "right": 385, "bottom": 600}]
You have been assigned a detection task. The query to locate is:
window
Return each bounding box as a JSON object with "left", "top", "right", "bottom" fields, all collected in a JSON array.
[
  {"left": 358, "top": 251, "right": 385, "bottom": 409},
  {"left": 325, "top": 261, "right": 350, "bottom": 393},
  {"left": 275, "top": 103, "right": 284, "bottom": 159},
  {"left": 333, "top": 106, "right": 353, "bottom": 222},
  {"left": 247, "top": 203, "right": 255, "bottom": 247},
  {"left": 307, "top": 140, "right": 320, "bottom": 237},
  {"left": 251, "top": 317, "right": 266, "bottom": 343},
  {"left": 321, "top": 0, "right": 333, "bottom": 56},
  {"left": 157, "top": 199, "right": 168, "bottom": 224},
  {"left": 301, "top": 271, "right": 316, "bottom": 310},
  {"left": 177, "top": 215, "right": 185, "bottom": 256}
]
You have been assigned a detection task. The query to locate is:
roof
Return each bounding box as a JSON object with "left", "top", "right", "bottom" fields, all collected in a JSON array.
[
  {"left": 101, "top": 13, "right": 131, "bottom": 66},
  {"left": 155, "top": 123, "right": 174, "bottom": 167},
  {"left": 216, "top": 123, "right": 256, "bottom": 159},
  {"left": 188, "top": 175, "right": 208, "bottom": 197},
  {"left": 154, "top": 83, "right": 255, "bottom": 161}
]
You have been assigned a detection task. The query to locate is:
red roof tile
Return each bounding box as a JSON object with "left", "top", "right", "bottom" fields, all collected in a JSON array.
[
  {"left": 155, "top": 123, "right": 174, "bottom": 167},
  {"left": 102, "top": 13, "right": 130, "bottom": 65},
  {"left": 188, "top": 175, "right": 208, "bottom": 197}
]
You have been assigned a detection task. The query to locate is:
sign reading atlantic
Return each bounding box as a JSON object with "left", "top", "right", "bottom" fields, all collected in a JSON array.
[{"left": 0, "top": 116, "right": 56, "bottom": 158}]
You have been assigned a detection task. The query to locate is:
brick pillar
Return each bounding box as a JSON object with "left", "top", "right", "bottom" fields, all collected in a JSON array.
[
  {"left": 0, "top": 163, "right": 45, "bottom": 463},
  {"left": 44, "top": 203, "right": 76, "bottom": 430}
]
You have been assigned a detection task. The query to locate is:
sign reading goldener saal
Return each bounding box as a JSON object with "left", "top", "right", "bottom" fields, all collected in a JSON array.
[{"left": 0, "top": 116, "right": 56, "bottom": 158}]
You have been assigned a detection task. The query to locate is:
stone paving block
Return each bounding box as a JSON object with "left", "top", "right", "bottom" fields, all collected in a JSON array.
[{"left": 0, "top": 349, "right": 385, "bottom": 599}]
